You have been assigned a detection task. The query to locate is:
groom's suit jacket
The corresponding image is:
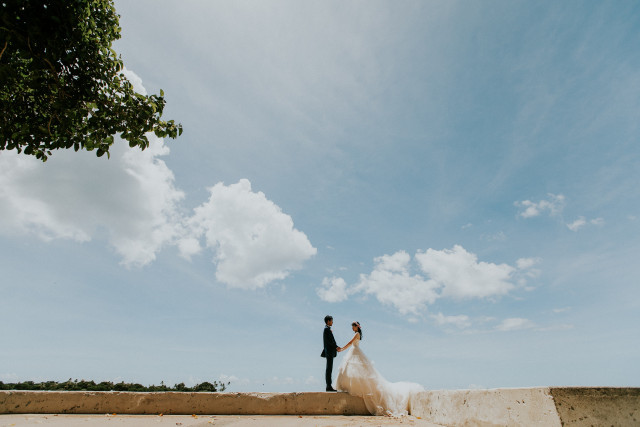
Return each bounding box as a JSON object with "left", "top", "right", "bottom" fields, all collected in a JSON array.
[{"left": 322, "top": 325, "right": 338, "bottom": 358}]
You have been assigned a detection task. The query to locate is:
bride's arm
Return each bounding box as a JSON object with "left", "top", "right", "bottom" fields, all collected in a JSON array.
[{"left": 338, "top": 333, "right": 359, "bottom": 352}]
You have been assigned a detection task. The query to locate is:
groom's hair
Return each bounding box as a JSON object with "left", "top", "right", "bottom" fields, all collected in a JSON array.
[{"left": 324, "top": 315, "right": 333, "bottom": 324}]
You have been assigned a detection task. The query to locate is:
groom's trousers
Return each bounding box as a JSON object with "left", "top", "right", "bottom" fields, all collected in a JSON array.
[{"left": 325, "top": 356, "right": 334, "bottom": 388}]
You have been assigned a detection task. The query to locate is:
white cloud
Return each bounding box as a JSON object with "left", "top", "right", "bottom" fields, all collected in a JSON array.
[
  {"left": 415, "top": 245, "right": 515, "bottom": 299},
  {"left": 567, "top": 216, "right": 587, "bottom": 231},
  {"left": 120, "top": 67, "right": 148, "bottom": 96},
  {"left": 495, "top": 317, "right": 535, "bottom": 331},
  {"left": 515, "top": 193, "right": 565, "bottom": 218},
  {"left": 317, "top": 277, "right": 349, "bottom": 303},
  {"left": 0, "top": 144, "right": 314, "bottom": 283},
  {"left": 353, "top": 251, "right": 439, "bottom": 315},
  {"left": 516, "top": 257, "right": 540, "bottom": 270},
  {"left": 567, "top": 216, "right": 605, "bottom": 231},
  {"left": 515, "top": 194, "right": 605, "bottom": 233},
  {"left": 431, "top": 312, "right": 471, "bottom": 329},
  {"left": 182, "top": 179, "right": 316, "bottom": 289},
  {"left": 322, "top": 245, "right": 532, "bottom": 315},
  {"left": 0, "top": 136, "right": 184, "bottom": 267},
  {"left": 177, "top": 237, "right": 201, "bottom": 259},
  {"left": 0, "top": 69, "right": 183, "bottom": 267},
  {"left": 516, "top": 257, "right": 542, "bottom": 280},
  {"left": 0, "top": 71, "right": 316, "bottom": 285}
]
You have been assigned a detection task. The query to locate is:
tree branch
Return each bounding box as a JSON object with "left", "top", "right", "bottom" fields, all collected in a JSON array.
[
  {"left": 43, "top": 57, "right": 58, "bottom": 74},
  {"left": 0, "top": 40, "right": 7, "bottom": 61}
]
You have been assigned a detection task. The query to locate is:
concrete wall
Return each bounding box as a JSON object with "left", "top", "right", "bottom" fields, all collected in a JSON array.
[
  {"left": 2, "top": 387, "right": 639, "bottom": 426},
  {"left": 0, "top": 391, "right": 370, "bottom": 416},
  {"left": 409, "top": 387, "right": 562, "bottom": 426},
  {"left": 409, "top": 387, "right": 640, "bottom": 426},
  {"left": 550, "top": 387, "right": 640, "bottom": 426}
]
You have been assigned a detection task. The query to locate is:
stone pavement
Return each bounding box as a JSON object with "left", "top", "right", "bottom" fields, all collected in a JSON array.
[{"left": 0, "top": 414, "right": 444, "bottom": 427}]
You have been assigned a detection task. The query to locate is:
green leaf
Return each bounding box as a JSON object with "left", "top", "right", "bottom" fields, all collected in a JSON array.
[{"left": 0, "top": 0, "right": 182, "bottom": 161}]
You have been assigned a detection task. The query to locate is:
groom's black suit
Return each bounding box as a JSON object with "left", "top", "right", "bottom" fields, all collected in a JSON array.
[{"left": 322, "top": 324, "right": 338, "bottom": 389}]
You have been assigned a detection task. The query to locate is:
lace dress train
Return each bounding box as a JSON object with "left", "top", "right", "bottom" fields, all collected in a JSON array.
[{"left": 335, "top": 335, "right": 423, "bottom": 416}]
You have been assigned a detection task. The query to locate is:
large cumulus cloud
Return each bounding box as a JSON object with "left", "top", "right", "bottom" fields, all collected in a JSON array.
[
  {"left": 0, "top": 136, "right": 183, "bottom": 267},
  {"left": 0, "top": 70, "right": 316, "bottom": 287},
  {"left": 180, "top": 179, "right": 317, "bottom": 289},
  {"left": 318, "top": 245, "right": 539, "bottom": 315}
]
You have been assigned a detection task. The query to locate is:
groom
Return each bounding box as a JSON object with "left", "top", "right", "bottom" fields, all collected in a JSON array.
[{"left": 321, "top": 315, "right": 341, "bottom": 392}]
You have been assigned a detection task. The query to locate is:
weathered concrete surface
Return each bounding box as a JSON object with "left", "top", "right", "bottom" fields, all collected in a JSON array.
[
  {"left": 410, "top": 388, "right": 562, "bottom": 426},
  {"left": 0, "top": 391, "right": 370, "bottom": 416},
  {"left": 0, "top": 414, "right": 444, "bottom": 426},
  {"left": 550, "top": 387, "right": 640, "bottom": 426},
  {"left": 2, "top": 388, "right": 639, "bottom": 426},
  {"left": 410, "top": 387, "right": 640, "bottom": 427}
]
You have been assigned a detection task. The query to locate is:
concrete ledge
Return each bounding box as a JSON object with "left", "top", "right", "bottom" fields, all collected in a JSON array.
[
  {"left": 410, "top": 387, "right": 561, "bottom": 426},
  {"left": 0, "top": 391, "right": 370, "bottom": 415},
  {"left": 409, "top": 387, "right": 640, "bottom": 426},
  {"left": 2, "top": 387, "right": 638, "bottom": 425},
  {"left": 550, "top": 387, "right": 640, "bottom": 426}
]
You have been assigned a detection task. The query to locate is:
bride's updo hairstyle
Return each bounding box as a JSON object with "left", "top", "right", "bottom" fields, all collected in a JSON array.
[{"left": 352, "top": 321, "right": 362, "bottom": 340}]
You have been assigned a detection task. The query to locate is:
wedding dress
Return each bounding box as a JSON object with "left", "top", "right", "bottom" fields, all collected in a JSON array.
[{"left": 335, "top": 333, "right": 424, "bottom": 416}]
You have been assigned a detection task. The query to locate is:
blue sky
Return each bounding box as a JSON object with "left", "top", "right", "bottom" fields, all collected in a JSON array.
[{"left": 1, "top": 1, "right": 639, "bottom": 391}]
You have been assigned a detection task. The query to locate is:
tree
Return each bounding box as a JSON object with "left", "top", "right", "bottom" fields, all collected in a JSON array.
[
  {"left": 0, "top": 0, "right": 182, "bottom": 161},
  {"left": 0, "top": 379, "right": 229, "bottom": 392}
]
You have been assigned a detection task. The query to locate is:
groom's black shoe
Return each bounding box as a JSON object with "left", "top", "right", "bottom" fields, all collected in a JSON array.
[{"left": 326, "top": 387, "right": 337, "bottom": 392}]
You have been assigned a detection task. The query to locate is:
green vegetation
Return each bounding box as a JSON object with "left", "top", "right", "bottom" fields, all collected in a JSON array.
[
  {"left": 0, "top": 0, "right": 182, "bottom": 161},
  {"left": 0, "top": 379, "right": 228, "bottom": 392}
]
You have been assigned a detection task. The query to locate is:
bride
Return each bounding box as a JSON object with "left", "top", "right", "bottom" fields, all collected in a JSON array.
[{"left": 335, "top": 321, "right": 424, "bottom": 416}]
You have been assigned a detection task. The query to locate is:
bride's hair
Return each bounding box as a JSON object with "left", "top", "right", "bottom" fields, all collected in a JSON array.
[{"left": 352, "top": 321, "right": 362, "bottom": 340}]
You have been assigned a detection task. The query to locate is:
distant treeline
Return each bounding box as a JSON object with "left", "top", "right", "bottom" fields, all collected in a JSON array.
[{"left": 0, "top": 379, "right": 228, "bottom": 392}]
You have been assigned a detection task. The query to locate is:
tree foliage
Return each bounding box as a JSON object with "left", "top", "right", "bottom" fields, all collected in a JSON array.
[
  {"left": 0, "top": 0, "right": 182, "bottom": 161},
  {"left": 0, "top": 379, "right": 229, "bottom": 392}
]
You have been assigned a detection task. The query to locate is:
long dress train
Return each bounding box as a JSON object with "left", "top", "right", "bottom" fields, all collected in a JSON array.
[{"left": 335, "top": 334, "right": 424, "bottom": 416}]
